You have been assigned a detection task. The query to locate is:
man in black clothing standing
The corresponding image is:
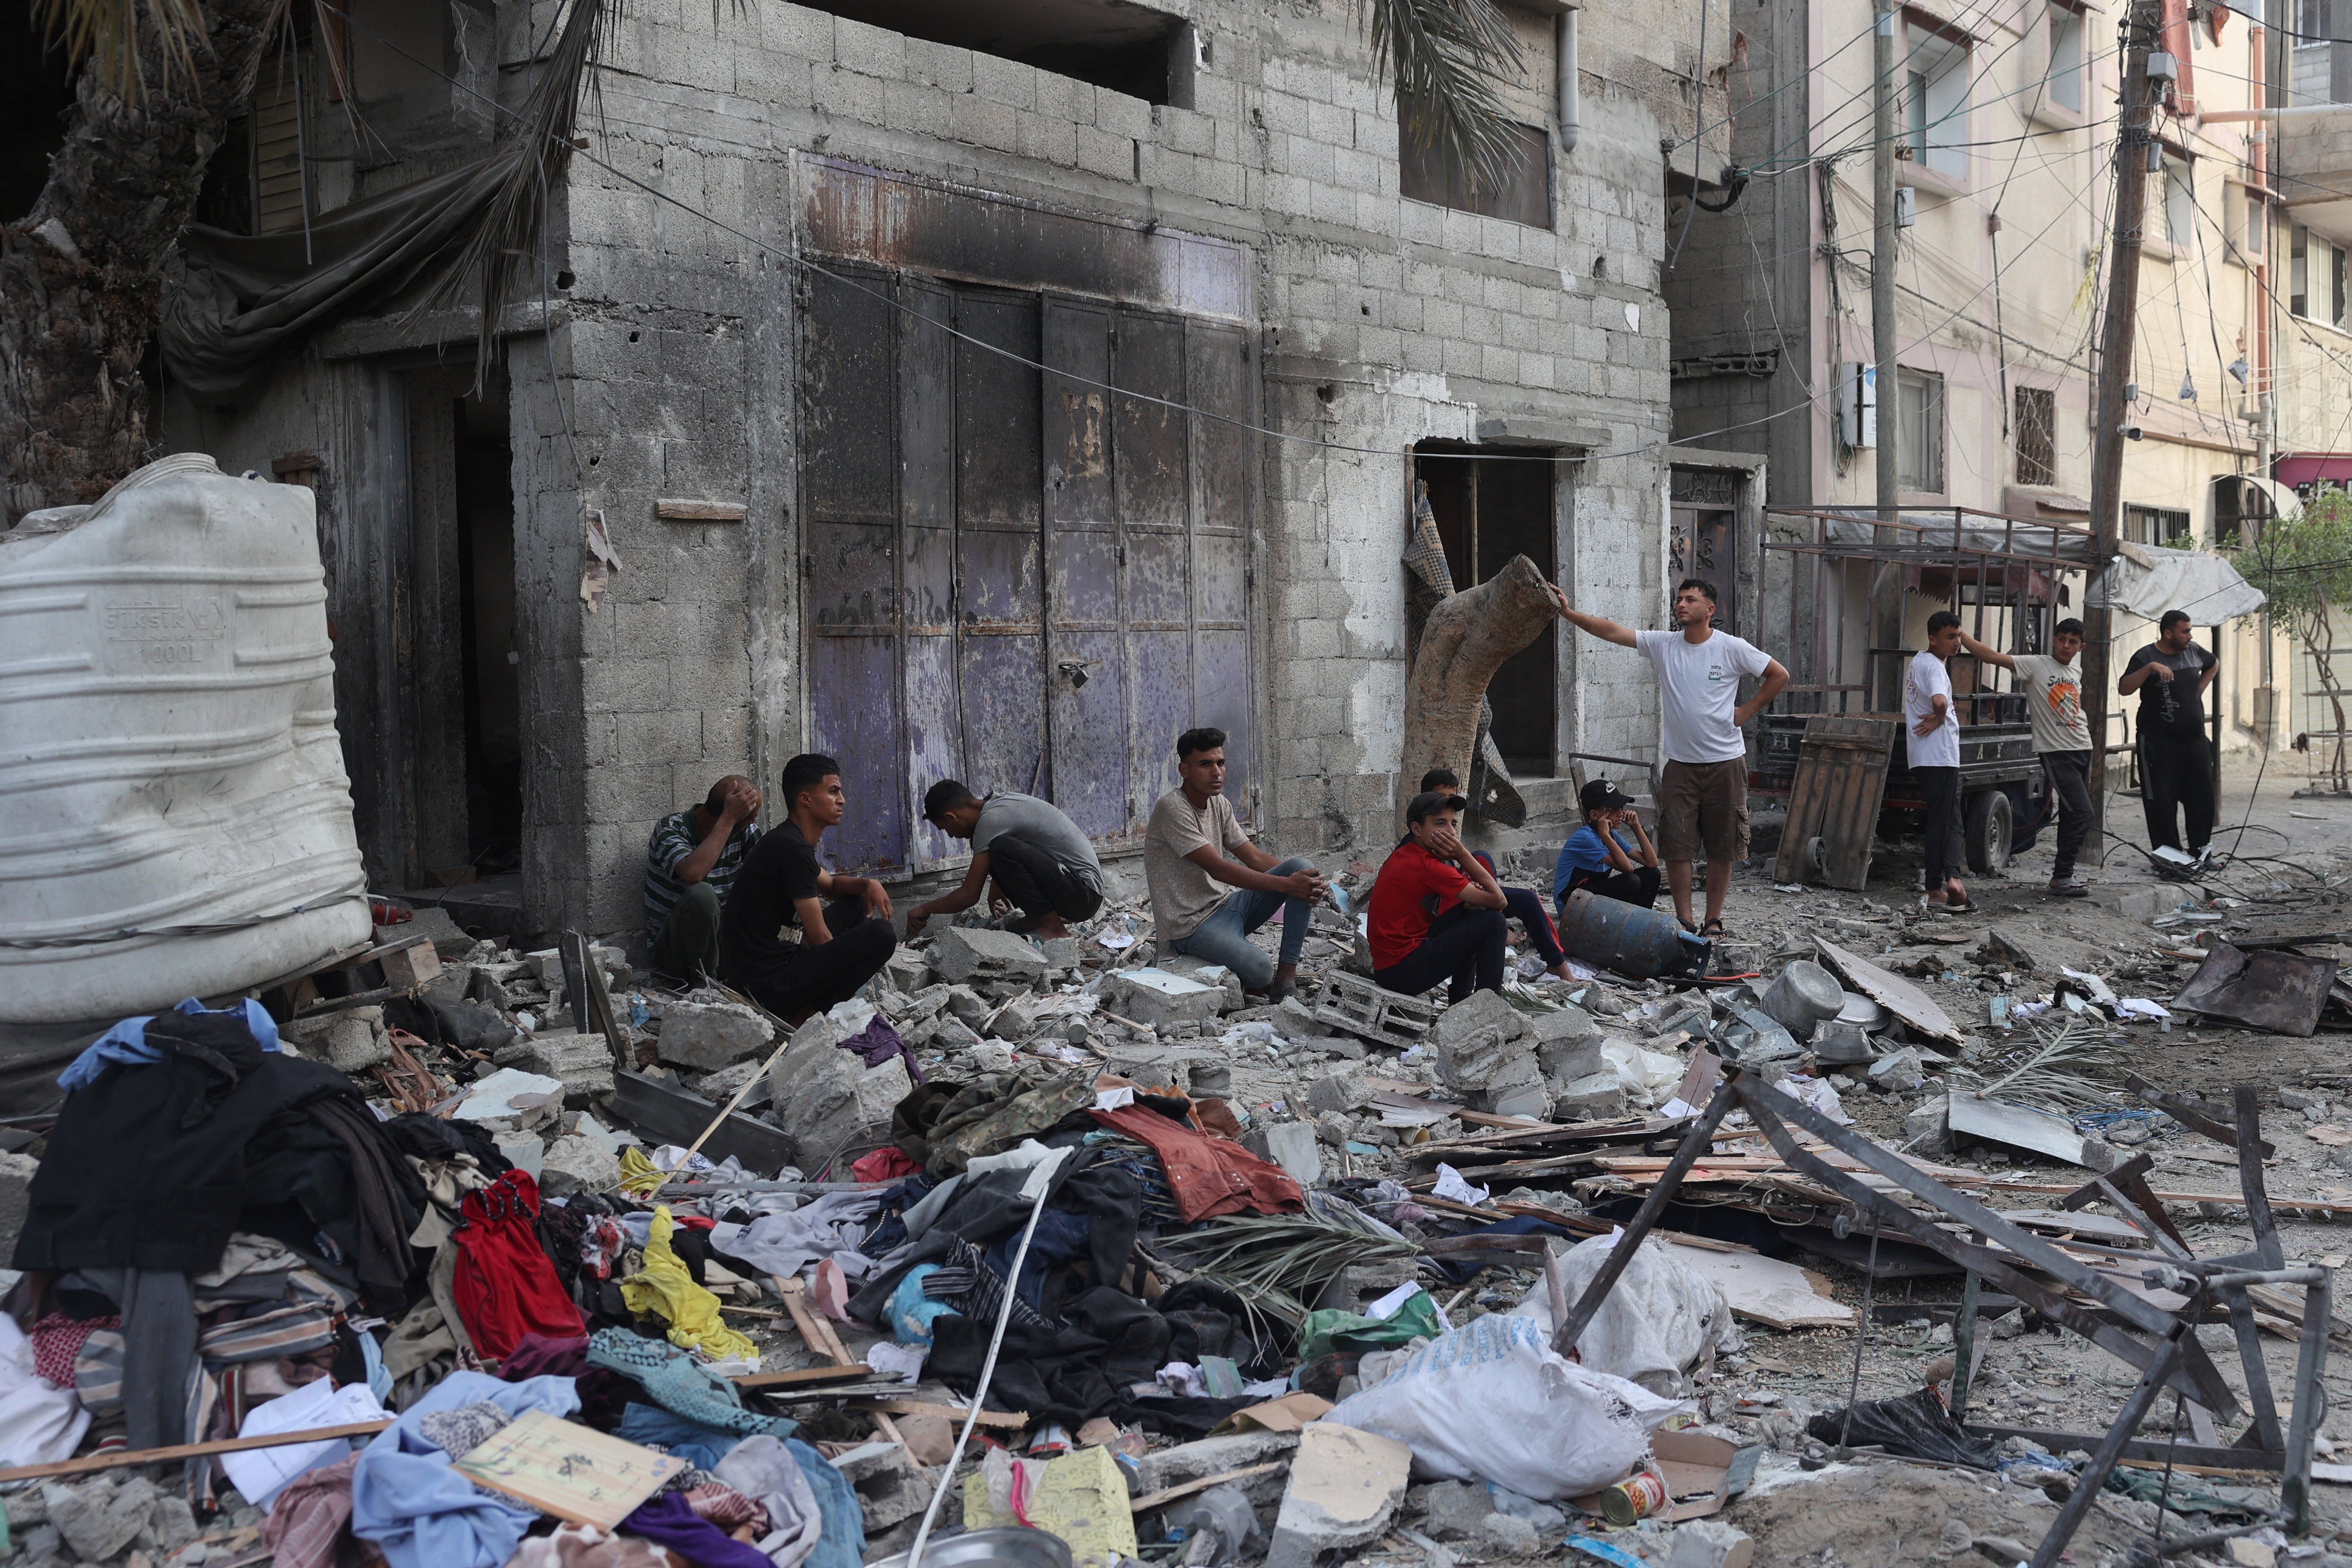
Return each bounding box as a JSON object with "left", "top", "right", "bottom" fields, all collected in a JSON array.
[
  {"left": 2119, "top": 609, "right": 2220, "bottom": 862},
  {"left": 719, "top": 753, "right": 898, "bottom": 1024}
]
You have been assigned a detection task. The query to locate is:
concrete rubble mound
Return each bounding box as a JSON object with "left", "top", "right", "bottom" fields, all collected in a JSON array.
[{"left": 6, "top": 798, "right": 2352, "bottom": 1568}]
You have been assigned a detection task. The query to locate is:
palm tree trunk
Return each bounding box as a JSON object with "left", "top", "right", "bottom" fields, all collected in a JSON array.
[{"left": 1, "top": 0, "right": 283, "bottom": 524}]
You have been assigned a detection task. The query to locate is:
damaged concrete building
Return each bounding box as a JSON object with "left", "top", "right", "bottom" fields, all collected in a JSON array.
[{"left": 153, "top": 0, "right": 1734, "bottom": 949}]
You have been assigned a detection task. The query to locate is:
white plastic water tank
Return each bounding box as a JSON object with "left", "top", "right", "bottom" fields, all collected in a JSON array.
[{"left": 0, "top": 453, "right": 372, "bottom": 1023}]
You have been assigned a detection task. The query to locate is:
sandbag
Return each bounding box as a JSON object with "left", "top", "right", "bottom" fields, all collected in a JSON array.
[
  {"left": 1510, "top": 1233, "right": 1742, "bottom": 1397},
  {"left": 1324, "top": 1313, "right": 1690, "bottom": 1500}
]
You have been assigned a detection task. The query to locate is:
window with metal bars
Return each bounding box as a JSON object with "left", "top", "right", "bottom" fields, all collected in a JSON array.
[{"left": 2014, "top": 385, "right": 2057, "bottom": 486}]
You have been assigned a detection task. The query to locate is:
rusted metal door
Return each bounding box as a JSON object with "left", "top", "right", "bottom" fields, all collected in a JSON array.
[{"left": 800, "top": 269, "right": 1255, "bottom": 874}]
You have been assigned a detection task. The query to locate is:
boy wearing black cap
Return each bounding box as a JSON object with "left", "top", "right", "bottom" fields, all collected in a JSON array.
[
  {"left": 1366, "top": 791, "right": 1511, "bottom": 1002},
  {"left": 1417, "top": 769, "right": 1572, "bottom": 979},
  {"left": 1554, "top": 779, "right": 1662, "bottom": 910}
]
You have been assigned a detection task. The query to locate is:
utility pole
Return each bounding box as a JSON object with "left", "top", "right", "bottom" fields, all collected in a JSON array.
[
  {"left": 2082, "top": 0, "right": 2161, "bottom": 856},
  {"left": 1871, "top": 0, "right": 1903, "bottom": 711}
]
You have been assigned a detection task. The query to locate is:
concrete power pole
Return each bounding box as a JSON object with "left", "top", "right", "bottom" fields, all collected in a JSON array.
[
  {"left": 2083, "top": 0, "right": 2161, "bottom": 856},
  {"left": 1871, "top": 0, "right": 1903, "bottom": 710}
]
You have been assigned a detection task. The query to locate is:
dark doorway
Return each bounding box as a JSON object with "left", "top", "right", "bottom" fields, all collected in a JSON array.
[
  {"left": 1414, "top": 445, "right": 1558, "bottom": 775},
  {"left": 395, "top": 366, "right": 519, "bottom": 890},
  {"left": 455, "top": 392, "right": 521, "bottom": 872}
]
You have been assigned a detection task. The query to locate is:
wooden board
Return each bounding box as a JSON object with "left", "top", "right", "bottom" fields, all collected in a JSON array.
[
  {"left": 1662, "top": 1240, "right": 1854, "bottom": 1329},
  {"left": 1774, "top": 716, "right": 1899, "bottom": 889},
  {"left": 451, "top": 1409, "right": 686, "bottom": 1529},
  {"left": 1815, "top": 937, "right": 1965, "bottom": 1049}
]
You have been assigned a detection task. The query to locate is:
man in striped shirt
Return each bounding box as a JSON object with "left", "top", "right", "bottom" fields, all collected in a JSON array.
[{"left": 644, "top": 775, "right": 762, "bottom": 980}]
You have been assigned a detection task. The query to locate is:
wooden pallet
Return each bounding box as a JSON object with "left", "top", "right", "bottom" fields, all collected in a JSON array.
[{"left": 1772, "top": 715, "right": 1898, "bottom": 890}]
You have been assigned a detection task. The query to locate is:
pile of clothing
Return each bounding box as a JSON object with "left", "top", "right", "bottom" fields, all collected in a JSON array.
[{"left": 0, "top": 998, "right": 1321, "bottom": 1568}]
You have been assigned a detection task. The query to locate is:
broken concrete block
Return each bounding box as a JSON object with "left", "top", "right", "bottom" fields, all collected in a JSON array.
[
  {"left": 1417, "top": 1480, "right": 1497, "bottom": 1544},
  {"left": 929, "top": 926, "right": 1048, "bottom": 986},
  {"left": 378, "top": 906, "right": 474, "bottom": 959},
  {"left": 942, "top": 986, "right": 991, "bottom": 1027},
  {"left": 884, "top": 949, "right": 933, "bottom": 993},
  {"left": 1245, "top": 1121, "right": 1324, "bottom": 1188},
  {"left": 1905, "top": 1094, "right": 1954, "bottom": 1156},
  {"left": 1105, "top": 968, "right": 1226, "bottom": 1029},
  {"left": 506, "top": 1030, "right": 616, "bottom": 1104},
  {"left": 686, "top": 1057, "right": 771, "bottom": 1110},
  {"left": 1134, "top": 1431, "right": 1299, "bottom": 1506},
  {"left": 968, "top": 1039, "right": 1018, "bottom": 1073},
  {"left": 1265, "top": 1423, "right": 1411, "bottom": 1568},
  {"left": 1274, "top": 995, "right": 1325, "bottom": 1039},
  {"left": 1553, "top": 1071, "right": 1628, "bottom": 1122},
  {"left": 282, "top": 1007, "right": 390, "bottom": 1075},
  {"left": 1040, "top": 937, "right": 1080, "bottom": 972},
  {"left": 768, "top": 1034, "right": 911, "bottom": 1168},
  {"left": 1480, "top": 1512, "right": 1541, "bottom": 1556},
  {"left": 148, "top": 1492, "right": 199, "bottom": 1554},
  {"left": 1305, "top": 1065, "right": 1372, "bottom": 1117},
  {"left": 1430, "top": 989, "right": 1537, "bottom": 1093},
  {"left": 454, "top": 1069, "right": 567, "bottom": 1123},
  {"left": 1667, "top": 1520, "right": 1755, "bottom": 1568},
  {"left": 539, "top": 1133, "right": 621, "bottom": 1196},
  {"left": 830, "top": 1439, "right": 930, "bottom": 1530},
  {"left": 654, "top": 998, "right": 774, "bottom": 1072},
  {"left": 1158, "top": 954, "right": 1247, "bottom": 1011},
  {"left": 984, "top": 994, "right": 1053, "bottom": 1041},
  {"left": 0, "top": 1148, "right": 35, "bottom": 1262},
  {"left": 1483, "top": 1080, "right": 1554, "bottom": 1120},
  {"left": 1539, "top": 1033, "right": 1610, "bottom": 1085},
  {"left": 524, "top": 948, "right": 566, "bottom": 987},
  {"left": 45, "top": 1475, "right": 153, "bottom": 1563}
]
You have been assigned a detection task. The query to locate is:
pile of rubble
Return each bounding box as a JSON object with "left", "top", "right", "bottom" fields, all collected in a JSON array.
[{"left": 9, "top": 841, "right": 2352, "bottom": 1568}]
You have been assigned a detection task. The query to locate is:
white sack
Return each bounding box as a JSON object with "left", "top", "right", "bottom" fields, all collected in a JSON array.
[
  {"left": 1323, "top": 1313, "right": 1691, "bottom": 1500},
  {"left": 1510, "top": 1233, "right": 1743, "bottom": 1397}
]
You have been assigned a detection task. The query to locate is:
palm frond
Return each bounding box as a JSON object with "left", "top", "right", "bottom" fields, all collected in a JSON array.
[
  {"left": 35, "top": 0, "right": 205, "bottom": 105},
  {"left": 1950, "top": 1015, "right": 2125, "bottom": 1112},
  {"left": 1360, "top": 0, "right": 1530, "bottom": 194},
  {"left": 1146, "top": 1215, "right": 1417, "bottom": 1329},
  {"left": 420, "top": 0, "right": 619, "bottom": 390}
]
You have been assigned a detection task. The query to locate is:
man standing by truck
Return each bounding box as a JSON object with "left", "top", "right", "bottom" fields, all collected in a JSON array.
[
  {"left": 2119, "top": 609, "right": 2220, "bottom": 867},
  {"left": 1956, "top": 619, "right": 2093, "bottom": 898},
  {"left": 1908, "top": 612, "right": 1969, "bottom": 914}
]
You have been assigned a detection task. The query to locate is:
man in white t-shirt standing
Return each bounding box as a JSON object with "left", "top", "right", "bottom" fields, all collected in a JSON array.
[
  {"left": 1552, "top": 578, "right": 1788, "bottom": 937},
  {"left": 1907, "top": 611, "right": 1969, "bottom": 913},
  {"left": 1957, "top": 617, "right": 2092, "bottom": 898}
]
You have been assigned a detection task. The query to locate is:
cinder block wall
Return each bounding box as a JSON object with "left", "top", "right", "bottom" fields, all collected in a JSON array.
[{"left": 174, "top": 0, "right": 1706, "bottom": 945}]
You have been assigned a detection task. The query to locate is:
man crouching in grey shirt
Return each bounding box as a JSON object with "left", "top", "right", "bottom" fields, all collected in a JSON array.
[{"left": 905, "top": 782, "right": 1104, "bottom": 940}]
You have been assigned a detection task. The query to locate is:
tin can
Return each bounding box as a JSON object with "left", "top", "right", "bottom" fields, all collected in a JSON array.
[{"left": 1597, "top": 1469, "right": 1669, "bottom": 1526}]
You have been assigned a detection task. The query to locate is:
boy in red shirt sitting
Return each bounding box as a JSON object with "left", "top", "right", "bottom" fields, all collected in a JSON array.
[{"left": 1367, "top": 791, "right": 1510, "bottom": 1002}]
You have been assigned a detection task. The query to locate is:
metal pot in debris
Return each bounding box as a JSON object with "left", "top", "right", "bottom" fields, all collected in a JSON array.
[
  {"left": 1836, "top": 992, "right": 1888, "bottom": 1029},
  {"left": 1758, "top": 959, "right": 1844, "bottom": 1040},
  {"left": 869, "top": 1530, "right": 1075, "bottom": 1568}
]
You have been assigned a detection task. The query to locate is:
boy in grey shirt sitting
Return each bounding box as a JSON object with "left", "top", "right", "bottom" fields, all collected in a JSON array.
[{"left": 906, "top": 782, "right": 1104, "bottom": 940}]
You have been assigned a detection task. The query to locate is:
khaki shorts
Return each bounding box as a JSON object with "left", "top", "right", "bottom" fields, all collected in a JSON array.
[{"left": 1658, "top": 758, "right": 1750, "bottom": 863}]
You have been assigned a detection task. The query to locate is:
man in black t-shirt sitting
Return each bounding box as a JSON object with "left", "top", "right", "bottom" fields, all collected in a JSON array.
[
  {"left": 718, "top": 753, "right": 898, "bottom": 1025},
  {"left": 2120, "top": 608, "right": 2220, "bottom": 864}
]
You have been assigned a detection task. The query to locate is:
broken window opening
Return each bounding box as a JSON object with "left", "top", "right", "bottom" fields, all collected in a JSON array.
[
  {"left": 1413, "top": 444, "right": 1560, "bottom": 776},
  {"left": 1399, "top": 122, "right": 1554, "bottom": 229},
  {"left": 2014, "top": 384, "right": 2057, "bottom": 487},
  {"left": 804, "top": 0, "right": 1184, "bottom": 105}
]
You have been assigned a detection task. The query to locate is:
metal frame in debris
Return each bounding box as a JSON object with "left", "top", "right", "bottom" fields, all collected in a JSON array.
[{"left": 1555, "top": 1067, "right": 2329, "bottom": 1568}]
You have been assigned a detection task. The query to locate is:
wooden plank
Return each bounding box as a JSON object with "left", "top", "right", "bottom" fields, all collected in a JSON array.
[
  {"left": 0, "top": 1420, "right": 394, "bottom": 1485},
  {"left": 851, "top": 1399, "right": 1029, "bottom": 1429},
  {"left": 731, "top": 1365, "right": 877, "bottom": 1388},
  {"left": 656, "top": 499, "right": 750, "bottom": 522},
  {"left": 774, "top": 1277, "right": 905, "bottom": 1448},
  {"left": 1128, "top": 1461, "right": 1289, "bottom": 1514}
]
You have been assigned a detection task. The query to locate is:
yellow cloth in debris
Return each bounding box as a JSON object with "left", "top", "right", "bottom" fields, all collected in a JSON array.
[
  {"left": 618, "top": 1207, "right": 759, "bottom": 1363},
  {"left": 617, "top": 1146, "right": 666, "bottom": 1199}
]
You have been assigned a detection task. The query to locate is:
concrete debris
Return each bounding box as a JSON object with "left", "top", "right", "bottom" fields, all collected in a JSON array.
[
  {"left": 765, "top": 1027, "right": 910, "bottom": 1167},
  {"left": 1264, "top": 1423, "right": 1410, "bottom": 1568},
  {"left": 1105, "top": 967, "right": 1227, "bottom": 1028},
  {"left": 928, "top": 925, "right": 1049, "bottom": 985},
  {"left": 653, "top": 997, "right": 774, "bottom": 1071}
]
